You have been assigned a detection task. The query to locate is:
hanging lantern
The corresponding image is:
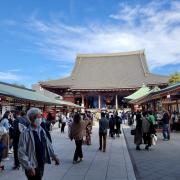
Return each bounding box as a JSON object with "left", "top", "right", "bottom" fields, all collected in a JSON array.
[{"left": 167, "top": 94, "right": 170, "bottom": 99}]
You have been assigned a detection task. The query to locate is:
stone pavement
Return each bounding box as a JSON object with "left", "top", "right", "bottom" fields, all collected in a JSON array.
[
  {"left": 124, "top": 127, "right": 180, "bottom": 180},
  {"left": 0, "top": 124, "right": 136, "bottom": 180}
]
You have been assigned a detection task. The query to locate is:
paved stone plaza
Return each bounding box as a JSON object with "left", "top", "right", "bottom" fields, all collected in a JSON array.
[
  {"left": 124, "top": 127, "right": 180, "bottom": 180},
  {"left": 0, "top": 124, "right": 136, "bottom": 180}
]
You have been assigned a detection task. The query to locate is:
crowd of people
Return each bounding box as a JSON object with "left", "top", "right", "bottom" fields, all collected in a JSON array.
[
  {"left": 0, "top": 108, "right": 95, "bottom": 179},
  {"left": 0, "top": 106, "right": 179, "bottom": 179},
  {"left": 132, "top": 109, "right": 178, "bottom": 151},
  {"left": 0, "top": 109, "right": 60, "bottom": 177}
]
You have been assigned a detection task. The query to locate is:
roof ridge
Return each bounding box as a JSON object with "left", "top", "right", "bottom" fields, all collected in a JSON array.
[
  {"left": 149, "top": 73, "right": 169, "bottom": 78},
  {"left": 0, "top": 81, "right": 35, "bottom": 92},
  {"left": 76, "top": 49, "right": 145, "bottom": 58}
]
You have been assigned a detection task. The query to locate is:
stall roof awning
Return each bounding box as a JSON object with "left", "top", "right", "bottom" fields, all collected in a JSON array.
[
  {"left": 154, "top": 82, "right": 180, "bottom": 95},
  {"left": 124, "top": 84, "right": 150, "bottom": 100},
  {"left": 0, "top": 82, "right": 81, "bottom": 108},
  {"left": 129, "top": 86, "right": 160, "bottom": 104}
]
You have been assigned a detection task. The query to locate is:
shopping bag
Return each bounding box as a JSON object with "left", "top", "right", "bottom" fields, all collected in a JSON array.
[{"left": 151, "top": 134, "right": 157, "bottom": 145}]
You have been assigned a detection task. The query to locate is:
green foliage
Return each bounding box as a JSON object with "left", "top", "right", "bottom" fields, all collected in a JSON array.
[{"left": 168, "top": 72, "right": 180, "bottom": 84}]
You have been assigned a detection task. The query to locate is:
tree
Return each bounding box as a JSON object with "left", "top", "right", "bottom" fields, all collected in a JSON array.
[{"left": 168, "top": 72, "right": 180, "bottom": 84}]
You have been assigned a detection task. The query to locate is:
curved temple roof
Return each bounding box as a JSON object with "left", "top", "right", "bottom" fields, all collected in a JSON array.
[{"left": 40, "top": 50, "right": 168, "bottom": 90}]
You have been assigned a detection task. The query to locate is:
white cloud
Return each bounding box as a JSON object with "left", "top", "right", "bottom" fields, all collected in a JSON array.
[
  {"left": 0, "top": 71, "right": 21, "bottom": 81},
  {"left": 8, "top": 69, "right": 21, "bottom": 72},
  {"left": 20, "top": 1, "right": 180, "bottom": 69}
]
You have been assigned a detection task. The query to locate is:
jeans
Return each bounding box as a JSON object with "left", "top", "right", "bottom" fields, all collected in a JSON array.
[
  {"left": 163, "top": 124, "right": 170, "bottom": 140},
  {"left": 73, "top": 140, "right": 83, "bottom": 161},
  {"left": 61, "top": 122, "right": 66, "bottom": 133},
  {"left": 143, "top": 133, "right": 151, "bottom": 147},
  {"left": 13, "top": 140, "right": 20, "bottom": 167},
  {"left": 109, "top": 128, "right": 114, "bottom": 138},
  {"left": 99, "top": 133, "right": 107, "bottom": 151},
  {"left": 0, "top": 142, "right": 4, "bottom": 163}
]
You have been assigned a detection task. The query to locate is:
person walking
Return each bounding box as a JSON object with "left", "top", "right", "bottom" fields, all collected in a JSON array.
[
  {"left": 147, "top": 111, "right": 156, "bottom": 126},
  {"left": 115, "top": 113, "right": 121, "bottom": 137},
  {"left": 12, "top": 110, "right": 21, "bottom": 170},
  {"left": 18, "top": 108, "right": 60, "bottom": 180},
  {"left": 57, "top": 112, "right": 62, "bottom": 129},
  {"left": 0, "top": 125, "right": 6, "bottom": 172},
  {"left": 142, "top": 112, "right": 151, "bottom": 150},
  {"left": 134, "top": 111, "right": 142, "bottom": 150},
  {"left": 12, "top": 110, "right": 30, "bottom": 168},
  {"left": 0, "top": 111, "right": 11, "bottom": 160},
  {"left": 109, "top": 114, "right": 115, "bottom": 138},
  {"left": 162, "top": 110, "right": 170, "bottom": 141},
  {"left": 85, "top": 112, "right": 93, "bottom": 145},
  {"left": 40, "top": 117, "right": 52, "bottom": 143},
  {"left": 70, "top": 113, "right": 90, "bottom": 164},
  {"left": 61, "top": 113, "right": 67, "bottom": 133},
  {"left": 99, "top": 112, "right": 109, "bottom": 152},
  {"left": 46, "top": 112, "right": 53, "bottom": 132}
]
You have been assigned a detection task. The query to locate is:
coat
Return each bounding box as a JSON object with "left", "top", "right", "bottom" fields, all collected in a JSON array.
[
  {"left": 70, "top": 120, "right": 89, "bottom": 141},
  {"left": 134, "top": 113, "right": 142, "bottom": 145},
  {"left": 18, "top": 126, "right": 56, "bottom": 170},
  {"left": 142, "top": 116, "right": 150, "bottom": 133}
]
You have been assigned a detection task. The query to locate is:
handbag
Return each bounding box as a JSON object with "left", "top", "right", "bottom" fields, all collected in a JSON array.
[
  {"left": 130, "top": 125, "right": 136, "bottom": 135},
  {"left": 131, "top": 129, "right": 136, "bottom": 135}
]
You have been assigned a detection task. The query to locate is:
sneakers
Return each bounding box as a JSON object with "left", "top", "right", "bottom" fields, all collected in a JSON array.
[
  {"left": 136, "top": 146, "right": 141, "bottom": 151},
  {"left": 145, "top": 146, "right": 149, "bottom": 150},
  {"left": 99, "top": 147, "right": 106, "bottom": 152},
  {"left": 73, "top": 158, "right": 83, "bottom": 164},
  {"left": 73, "top": 160, "right": 80, "bottom": 164},
  {"left": 2, "top": 157, "right": 10, "bottom": 161},
  {"left": 0, "top": 165, "right": 4, "bottom": 172},
  {"left": 8, "top": 150, "right": 13, "bottom": 154},
  {"left": 12, "top": 166, "right": 20, "bottom": 170}
]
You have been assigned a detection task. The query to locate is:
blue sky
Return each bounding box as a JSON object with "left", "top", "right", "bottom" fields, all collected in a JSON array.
[{"left": 0, "top": 0, "right": 180, "bottom": 88}]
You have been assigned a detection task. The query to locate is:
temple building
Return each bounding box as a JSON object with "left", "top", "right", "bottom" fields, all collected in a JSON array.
[{"left": 40, "top": 50, "right": 169, "bottom": 110}]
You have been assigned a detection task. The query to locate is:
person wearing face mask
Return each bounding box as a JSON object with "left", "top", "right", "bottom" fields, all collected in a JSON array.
[{"left": 18, "top": 108, "right": 60, "bottom": 180}]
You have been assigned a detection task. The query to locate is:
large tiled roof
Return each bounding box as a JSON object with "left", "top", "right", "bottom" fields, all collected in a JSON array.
[
  {"left": 40, "top": 77, "right": 72, "bottom": 88},
  {"left": 40, "top": 50, "right": 168, "bottom": 90}
]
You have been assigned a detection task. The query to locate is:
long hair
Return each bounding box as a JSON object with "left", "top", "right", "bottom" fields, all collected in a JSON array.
[
  {"left": 73, "top": 113, "right": 81, "bottom": 124},
  {"left": 47, "top": 112, "right": 53, "bottom": 121},
  {"left": 3, "top": 111, "right": 10, "bottom": 119}
]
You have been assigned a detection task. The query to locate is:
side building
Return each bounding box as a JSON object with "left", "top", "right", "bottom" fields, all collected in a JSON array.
[{"left": 40, "top": 50, "right": 168, "bottom": 110}]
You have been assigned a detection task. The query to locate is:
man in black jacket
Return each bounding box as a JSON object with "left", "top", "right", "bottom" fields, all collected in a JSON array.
[{"left": 99, "top": 112, "right": 109, "bottom": 152}]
